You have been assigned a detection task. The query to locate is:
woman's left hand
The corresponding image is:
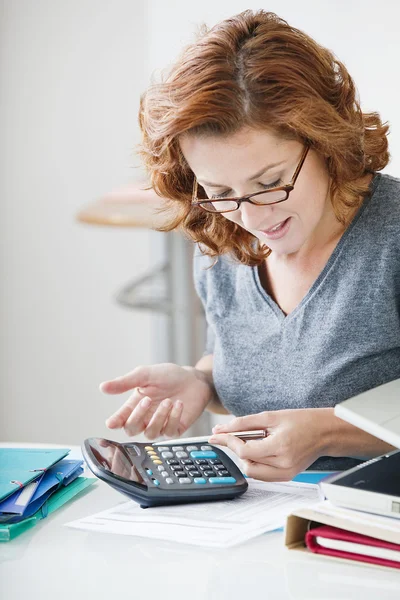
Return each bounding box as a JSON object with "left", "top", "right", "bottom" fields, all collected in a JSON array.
[{"left": 208, "top": 408, "right": 332, "bottom": 481}]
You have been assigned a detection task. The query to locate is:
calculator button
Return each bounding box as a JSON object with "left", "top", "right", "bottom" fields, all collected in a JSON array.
[
  {"left": 200, "top": 445, "right": 212, "bottom": 451},
  {"left": 144, "top": 446, "right": 154, "bottom": 451},
  {"left": 171, "top": 446, "right": 184, "bottom": 451},
  {"left": 170, "top": 464, "right": 184, "bottom": 471},
  {"left": 178, "top": 478, "right": 192, "bottom": 484},
  {"left": 166, "top": 459, "right": 179, "bottom": 465},
  {"left": 180, "top": 459, "right": 194, "bottom": 465},
  {"left": 203, "top": 470, "right": 215, "bottom": 477},
  {"left": 147, "top": 451, "right": 157, "bottom": 456},
  {"left": 156, "top": 447, "right": 169, "bottom": 452},
  {"left": 209, "top": 477, "right": 237, "bottom": 485},
  {"left": 152, "top": 479, "right": 161, "bottom": 486},
  {"left": 188, "top": 471, "right": 201, "bottom": 478},
  {"left": 175, "top": 471, "right": 186, "bottom": 478},
  {"left": 219, "top": 470, "right": 230, "bottom": 477},
  {"left": 199, "top": 465, "right": 210, "bottom": 471},
  {"left": 214, "top": 464, "right": 226, "bottom": 471},
  {"left": 161, "top": 451, "right": 174, "bottom": 459},
  {"left": 160, "top": 471, "right": 169, "bottom": 478},
  {"left": 175, "top": 451, "right": 188, "bottom": 458},
  {"left": 152, "top": 459, "right": 163, "bottom": 465},
  {"left": 186, "top": 445, "right": 198, "bottom": 451},
  {"left": 195, "top": 459, "right": 207, "bottom": 465},
  {"left": 165, "top": 478, "right": 174, "bottom": 485},
  {"left": 194, "top": 477, "right": 207, "bottom": 484},
  {"left": 209, "top": 459, "right": 223, "bottom": 465},
  {"left": 145, "top": 468, "right": 153, "bottom": 476},
  {"left": 190, "top": 451, "right": 217, "bottom": 459},
  {"left": 157, "top": 465, "right": 165, "bottom": 472}
]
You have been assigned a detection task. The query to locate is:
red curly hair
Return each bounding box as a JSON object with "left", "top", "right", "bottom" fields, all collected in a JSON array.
[{"left": 139, "top": 10, "right": 389, "bottom": 265}]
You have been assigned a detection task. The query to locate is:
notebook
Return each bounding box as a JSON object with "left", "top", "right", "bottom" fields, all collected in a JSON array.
[{"left": 305, "top": 524, "right": 400, "bottom": 570}]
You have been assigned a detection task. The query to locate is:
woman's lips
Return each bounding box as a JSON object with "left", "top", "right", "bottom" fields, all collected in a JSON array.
[{"left": 260, "top": 217, "right": 291, "bottom": 240}]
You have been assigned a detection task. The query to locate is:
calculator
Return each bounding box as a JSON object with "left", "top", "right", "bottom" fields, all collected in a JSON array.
[{"left": 82, "top": 437, "right": 248, "bottom": 508}]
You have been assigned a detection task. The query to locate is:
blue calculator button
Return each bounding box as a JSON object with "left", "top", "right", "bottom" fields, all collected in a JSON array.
[
  {"left": 209, "top": 477, "right": 237, "bottom": 485},
  {"left": 190, "top": 451, "right": 217, "bottom": 459},
  {"left": 194, "top": 477, "right": 207, "bottom": 484},
  {"left": 153, "top": 479, "right": 160, "bottom": 486},
  {"left": 146, "top": 468, "right": 153, "bottom": 476}
]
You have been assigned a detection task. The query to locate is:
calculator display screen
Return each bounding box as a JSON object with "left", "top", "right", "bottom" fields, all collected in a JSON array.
[{"left": 88, "top": 438, "right": 145, "bottom": 485}]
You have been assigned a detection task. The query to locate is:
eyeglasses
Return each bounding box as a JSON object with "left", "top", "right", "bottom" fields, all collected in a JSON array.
[{"left": 191, "top": 145, "right": 309, "bottom": 214}]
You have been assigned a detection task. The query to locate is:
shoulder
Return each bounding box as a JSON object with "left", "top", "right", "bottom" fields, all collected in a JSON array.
[
  {"left": 369, "top": 173, "right": 400, "bottom": 217},
  {"left": 193, "top": 245, "right": 243, "bottom": 303},
  {"left": 359, "top": 174, "right": 400, "bottom": 243}
]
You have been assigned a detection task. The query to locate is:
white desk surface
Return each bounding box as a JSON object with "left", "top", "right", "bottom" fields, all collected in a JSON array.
[{"left": 1, "top": 443, "right": 399, "bottom": 600}]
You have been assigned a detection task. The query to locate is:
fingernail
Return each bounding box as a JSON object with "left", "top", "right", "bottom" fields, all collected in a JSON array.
[
  {"left": 138, "top": 388, "right": 145, "bottom": 394},
  {"left": 162, "top": 399, "right": 172, "bottom": 408},
  {"left": 140, "top": 397, "right": 151, "bottom": 408},
  {"left": 213, "top": 425, "right": 223, "bottom": 432}
]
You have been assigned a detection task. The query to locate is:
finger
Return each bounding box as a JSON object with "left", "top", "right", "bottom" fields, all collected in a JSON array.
[
  {"left": 144, "top": 399, "right": 173, "bottom": 440},
  {"left": 240, "top": 459, "right": 293, "bottom": 482},
  {"left": 123, "top": 396, "right": 156, "bottom": 437},
  {"left": 100, "top": 365, "right": 152, "bottom": 395},
  {"left": 208, "top": 433, "right": 277, "bottom": 461},
  {"left": 211, "top": 413, "right": 269, "bottom": 434},
  {"left": 105, "top": 388, "right": 144, "bottom": 429},
  {"left": 161, "top": 400, "right": 183, "bottom": 438},
  {"left": 208, "top": 433, "right": 246, "bottom": 455}
]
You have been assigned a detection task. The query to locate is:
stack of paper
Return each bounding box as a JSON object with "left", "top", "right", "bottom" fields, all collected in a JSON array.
[
  {"left": 0, "top": 448, "right": 95, "bottom": 541},
  {"left": 66, "top": 479, "right": 321, "bottom": 548}
]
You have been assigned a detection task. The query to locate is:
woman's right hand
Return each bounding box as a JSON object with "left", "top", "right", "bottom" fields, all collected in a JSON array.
[{"left": 100, "top": 363, "right": 213, "bottom": 440}]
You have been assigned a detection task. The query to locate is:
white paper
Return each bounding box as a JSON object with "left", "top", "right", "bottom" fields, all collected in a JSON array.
[
  {"left": 313, "top": 500, "right": 400, "bottom": 533},
  {"left": 66, "top": 479, "right": 320, "bottom": 548}
]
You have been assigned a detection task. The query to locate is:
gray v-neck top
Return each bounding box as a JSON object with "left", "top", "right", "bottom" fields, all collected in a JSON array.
[{"left": 193, "top": 173, "right": 400, "bottom": 471}]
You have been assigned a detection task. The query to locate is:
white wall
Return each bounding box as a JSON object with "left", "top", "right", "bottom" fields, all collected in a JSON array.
[
  {"left": 2, "top": 1, "right": 400, "bottom": 444},
  {"left": 0, "top": 0, "right": 156, "bottom": 444}
]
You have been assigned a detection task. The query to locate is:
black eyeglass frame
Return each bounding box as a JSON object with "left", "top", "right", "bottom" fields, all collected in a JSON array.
[{"left": 191, "top": 145, "right": 310, "bottom": 213}]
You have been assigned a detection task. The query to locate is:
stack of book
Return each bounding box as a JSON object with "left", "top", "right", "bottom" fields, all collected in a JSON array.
[
  {"left": 0, "top": 447, "right": 95, "bottom": 541},
  {"left": 285, "top": 499, "right": 400, "bottom": 570}
]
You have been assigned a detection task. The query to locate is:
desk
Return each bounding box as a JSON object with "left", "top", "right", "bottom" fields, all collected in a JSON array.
[{"left": 1, "top": 444, "right": 399, "bottom": 600}]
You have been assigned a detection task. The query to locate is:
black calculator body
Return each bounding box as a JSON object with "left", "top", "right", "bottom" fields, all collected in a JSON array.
[{"left": 82, "top": 437, "right": 248, "bottom": 508}]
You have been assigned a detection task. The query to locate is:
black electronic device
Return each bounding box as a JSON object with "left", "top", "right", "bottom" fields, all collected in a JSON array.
[
  {"left": 320, "top": 450, "right": 400, "bottom": 519},
  {"left": 82, "top": 437, "right": 248, "bottom": 508}
]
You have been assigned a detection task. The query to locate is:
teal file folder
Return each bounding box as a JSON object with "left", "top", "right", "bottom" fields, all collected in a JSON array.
[
  {"left": 0, "top": 448, "right": 70, "bottom": 502},
  {"left": 0, "top": 476, "right": 95, "bottom": 542}
]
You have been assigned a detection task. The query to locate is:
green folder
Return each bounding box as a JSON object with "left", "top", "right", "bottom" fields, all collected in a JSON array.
[
  {"left": 0, "top": 476, "right": 95, "bottom": 542},
  {"left": 0, "top": 448, "right": 70, "bottom": 502}
]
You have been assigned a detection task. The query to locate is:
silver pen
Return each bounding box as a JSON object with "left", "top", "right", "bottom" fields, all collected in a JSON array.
[{"left": 229, "top": 429, "right": 267, "bottom": 441}]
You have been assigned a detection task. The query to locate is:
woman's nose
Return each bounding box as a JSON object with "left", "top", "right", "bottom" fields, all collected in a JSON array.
[{"left": 239, "top": 200, "right": 272, "bottom": 230}]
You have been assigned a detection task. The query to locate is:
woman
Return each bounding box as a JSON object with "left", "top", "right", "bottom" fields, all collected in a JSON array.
[{"left": 100, "top": 10, "right": 398, "bottom": 480}]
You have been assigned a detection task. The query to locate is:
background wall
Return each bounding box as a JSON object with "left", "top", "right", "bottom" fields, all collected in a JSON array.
[
  {"left": 0, "top": 0, "right": 154, "bottom": 444},
  {"left": 1, "top": 0, "right": 399, "bottom": 444}
]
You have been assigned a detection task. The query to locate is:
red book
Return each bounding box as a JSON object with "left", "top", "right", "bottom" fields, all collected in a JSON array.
[{"left": 305, "top": 525, "right": 400, "bottom": 569}]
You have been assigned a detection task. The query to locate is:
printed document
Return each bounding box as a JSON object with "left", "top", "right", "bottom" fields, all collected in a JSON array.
[{"left": 66, "top": 480, "right": 320, "bottom": 548}]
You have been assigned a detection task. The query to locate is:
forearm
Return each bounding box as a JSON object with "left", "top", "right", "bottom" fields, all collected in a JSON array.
[
  {"left": 320, "top": 408, "right": 396, "bottom": 460},
  {"left": 192, "top": 354, "right": 230, "bottom": 415}
]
